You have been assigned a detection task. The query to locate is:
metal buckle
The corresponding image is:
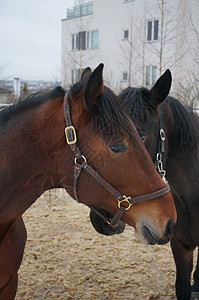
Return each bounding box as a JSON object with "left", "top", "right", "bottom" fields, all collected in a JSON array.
[
  {"left": 155, "top": 153, "right": 167, "bottom": 184},
  {"left": 105, "top": 219, "right": 111, "bottom": 225},
  {"left": 74, "top": 155, "right": 87, "bottom": 165},
  {"left": 65, "top": 126, "right": 77, "bottom": 145},
  {"left": 118, "top": 195, "right": 132, "bottom": 210}
]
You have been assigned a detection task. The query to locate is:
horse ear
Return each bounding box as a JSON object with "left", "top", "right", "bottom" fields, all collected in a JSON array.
[
  {"left": 81, "top": 67, "right": 92, "bottom": 80},
  {"left": 84, "top": 63, "right": 104, "bottom": 112},
  {"left": 149, "top": 69, "right": 172, "bottom": 107}
]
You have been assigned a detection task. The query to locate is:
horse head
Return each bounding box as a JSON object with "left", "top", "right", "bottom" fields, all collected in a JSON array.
[{"left": 59, "top": 64, "right": 176, "bottom": 245}]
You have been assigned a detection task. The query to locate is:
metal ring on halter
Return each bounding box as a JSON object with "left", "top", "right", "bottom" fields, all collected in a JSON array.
[
  {"left": 160, "top": 129, "right": 166, "bottom": 141},
  {"left": 156, "top": 152, "right": 162, "bottom": 162},
  {"left": 118, "top": 195, "right": 132, "bottom": 210},
  {"left": 74, "top": 155, "right": 87, "bottom": 165}
]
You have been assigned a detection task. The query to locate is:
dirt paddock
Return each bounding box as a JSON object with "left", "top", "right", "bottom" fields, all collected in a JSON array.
[{"left": 15, "top": 190, "right": 196, "bottom": 300}]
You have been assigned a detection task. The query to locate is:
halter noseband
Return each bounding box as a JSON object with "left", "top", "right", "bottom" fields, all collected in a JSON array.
[{"left": 63, "top": 93, "right": 170, "bottom": 228}]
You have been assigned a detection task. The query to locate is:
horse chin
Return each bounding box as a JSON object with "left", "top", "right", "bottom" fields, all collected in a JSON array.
[
  {"left": 136, "top": 224, "right": 170, "bottom": 245},
  {"left": 89, "top": 209, "right": 126, "bottom": 236}
]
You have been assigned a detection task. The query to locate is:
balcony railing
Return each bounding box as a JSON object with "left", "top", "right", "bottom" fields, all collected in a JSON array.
[{"left": 67, "top": 2, "right": 93, "bottom": 19}]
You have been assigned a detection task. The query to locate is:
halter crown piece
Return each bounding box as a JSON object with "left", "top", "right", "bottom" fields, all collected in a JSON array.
[{"left": 63, "top": 93, "right": 170, "bottom": 228}]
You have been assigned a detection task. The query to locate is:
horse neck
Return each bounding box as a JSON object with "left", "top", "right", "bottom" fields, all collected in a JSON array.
[
  {"left": 0, "top": 98, "right": 73, "bottom": 221},
  {"left": 164, "top": 100, "right": 198, "bottom": 162},
  {"left": 164, "top": 102, "right": 199, "bottom": 205}
]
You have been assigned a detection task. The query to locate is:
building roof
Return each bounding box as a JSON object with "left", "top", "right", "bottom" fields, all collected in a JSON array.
[{"left": 0, "top": 87, "right": 12, "bottom": 94}]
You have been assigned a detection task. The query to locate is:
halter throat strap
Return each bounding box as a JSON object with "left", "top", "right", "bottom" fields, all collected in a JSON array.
[{"left": 63, "top": 93, "right": 170, "bottom": 228}]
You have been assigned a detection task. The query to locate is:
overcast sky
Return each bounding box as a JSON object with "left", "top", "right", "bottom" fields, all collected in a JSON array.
[{"left": 0, "top": 0, "right": 75, "bottom": 81}]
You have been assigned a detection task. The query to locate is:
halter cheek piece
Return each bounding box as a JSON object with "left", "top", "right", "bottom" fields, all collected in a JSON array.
[
  {"left": 154, "top": 106, "right": 167, "bottom": 183},
  {"left": 63, "top": 93, "right": 170, "bottom": 228}
]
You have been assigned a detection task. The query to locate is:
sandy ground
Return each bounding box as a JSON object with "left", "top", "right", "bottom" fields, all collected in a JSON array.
[{"left": 15, "top": 190, "right": 195, "bottom": 300}]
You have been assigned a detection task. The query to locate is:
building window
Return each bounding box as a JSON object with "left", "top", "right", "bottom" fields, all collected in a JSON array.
[
  {"left": 72, "top": 34, "right": 75, "bottom": 50},
  {"left": 87, "top": 3, "right": 93, "bottom": 14},
  {"left": 152, "top": 66, "right": 157, "bottom": 84},
  {"left": 91, "top": 30, "right": 99, "bottom": 48},
  {"left": 147, "top": 21, "right": 152, "bottom": 41},
  {"left": 146, "top": 66, "right": 157, "bottom": 86},
  {"left": 146, "top": 66, "right": 150, "bottom": 85},
  {"left": 72, "top": 69, "right": 81, "bottom": 84},
  {"left": 74, "top": 5, "right": 81, "bottom": 18},
  {"left": 123, "top": 72, "right": 128, "bottom": 81},
  {"left": 80, "top": 31, "right": 86, "bottom": 50},
  {"left": 73, "top": 32, "right": 86, "bottom": 50},
  {"left": 72, "top": 30, "right": 99, "bottom": 50},
  {"left": 154, "top": 20, "right": 159, "bottom": 40},
  {"left": 147, "top": 20, "right": 159, "bottom": 41},
  {"left": 76, "top": 33, "right": 80, "bottom": 50},
  {"left": 123, "top": 30, "right": 129, "bottom": 39},
  {"left": 86, "top": 31, "right": 90, "bottom": 49}
]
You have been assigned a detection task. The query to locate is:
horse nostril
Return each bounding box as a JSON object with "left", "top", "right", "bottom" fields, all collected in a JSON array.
[{"left": 165, "top": 218, "right": 174, "bottom": 237}]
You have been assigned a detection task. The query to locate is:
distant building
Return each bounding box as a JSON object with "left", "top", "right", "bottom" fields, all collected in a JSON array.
[
  {"left": 0, "top": 87, "right": 12, "bottom": 105},
  {"left": 62, "top": 0, "right": 199, "bottom": 98},
  {"left": 13, "top": 77, "right": 21, "bottom": 100}
]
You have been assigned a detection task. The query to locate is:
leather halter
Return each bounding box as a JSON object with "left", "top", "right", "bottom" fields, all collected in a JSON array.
[
  {"left": 63, "top": 93, "right": 170, "bottom": 228},
  {"left": 154, "top": 106, "right": 167, "bottom": 183}
]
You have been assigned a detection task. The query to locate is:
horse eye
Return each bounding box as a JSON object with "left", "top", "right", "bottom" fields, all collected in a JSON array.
[
  {"left": 138, "top": 131, "right": 146, "bottom": 141},
  {"left": 109, "top": 143, "right": 127, "bottom": 154}
]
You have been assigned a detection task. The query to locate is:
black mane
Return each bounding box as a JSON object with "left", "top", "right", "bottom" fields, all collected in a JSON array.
[
  {"left": 166, "top": 96, "right": 199, "bottom": 153},
  {"left": 119, "top": 87, "right": 157, "bottom": 134},
  {"left": 69, "top": 82, "right": 136, "bottom": 144},
  {"left": 0, "top": 86, "right": 65, "bottom": 127},
  {"left": 119, "top": 87, "right": 199, "bottom": 153}
]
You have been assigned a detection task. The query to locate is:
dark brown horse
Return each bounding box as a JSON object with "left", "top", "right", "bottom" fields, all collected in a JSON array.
[
  {"left": 0, "top": 64, "right": 176, "bottom": 300},
  {"left": 118, "top": 70, "right": 199, "bottom": 300}
]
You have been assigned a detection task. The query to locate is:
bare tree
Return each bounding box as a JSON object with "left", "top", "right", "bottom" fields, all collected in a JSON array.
[
  {"left": 116, "top": 0, "right": 186, "bottom": 88},
  {"left": 145, "top": 0, "right": 187, "bottom": 76},
  {"left": 62, "top": 1, "right": 96, "bottom": 86},
  {"left": 174, "top": 4, "right": 199, "bottom": 108},
  {"left": 116, "top": 2, "right": 147, "bottom": 88},
  {"left": 0, "top": 63, "right": 9, "bottom": 82}
]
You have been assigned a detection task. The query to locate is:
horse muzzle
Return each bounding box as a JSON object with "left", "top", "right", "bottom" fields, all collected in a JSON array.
[
  {"left": 141, "top": 218, "right": 175, "bottom": 245},
  {"left": 89, "top": 208, "right": 126, "bottom": 236}
]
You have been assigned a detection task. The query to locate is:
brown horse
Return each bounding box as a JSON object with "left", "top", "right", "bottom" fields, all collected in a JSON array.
[{"left": 0, "top": 64, "right": 176, "bottom": 299}]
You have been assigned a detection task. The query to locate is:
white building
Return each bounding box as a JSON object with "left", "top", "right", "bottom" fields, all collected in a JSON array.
[
  {"left": 61, "top": 0, "right": 199, "bottom": 97},
  {"left": 13, "top": 77, "right": 21, "bottom": 100}
]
